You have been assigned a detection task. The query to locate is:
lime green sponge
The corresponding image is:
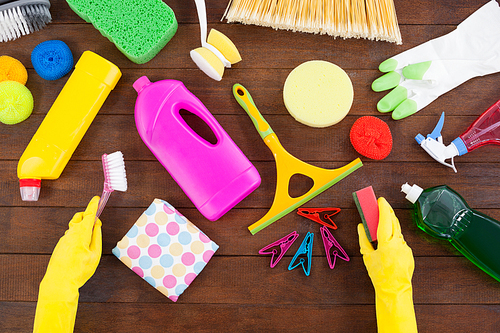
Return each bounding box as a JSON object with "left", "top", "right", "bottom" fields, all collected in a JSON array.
[
  {"left": 0, "top": 81, "right": 34, "bottom": 125},
  {"left": 66, "top": 0, "right": 178, "bottom": 64}
]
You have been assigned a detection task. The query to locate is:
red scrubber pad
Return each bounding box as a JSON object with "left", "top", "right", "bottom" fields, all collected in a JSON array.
[{"left": 350, "top": 116, "right": 392, "bottom": 160}]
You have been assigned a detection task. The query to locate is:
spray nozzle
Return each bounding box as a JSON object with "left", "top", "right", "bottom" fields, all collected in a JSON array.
[{"left": 415, "top": 112, "right": 460, "bottom": 172}]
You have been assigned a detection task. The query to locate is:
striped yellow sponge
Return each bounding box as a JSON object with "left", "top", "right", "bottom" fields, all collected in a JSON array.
[
  {"left": 0, "top": 56, "right": 28, "bottom": 85},
  {"left": 190, "top": 29, "right": 241, "bottom": 81},
  {"left": 283, "top": 60, "right": 354, "bottom": 128}
]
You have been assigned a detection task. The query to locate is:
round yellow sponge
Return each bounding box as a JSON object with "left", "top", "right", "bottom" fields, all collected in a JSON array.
[
  {"left": 0, "top": 81, "right": 34, "bottom": 125},
  {"left": 283, "top": 60, "right": 353, "bottom": 128},
  {"left": 0, "top": 56, "right": 28, "bottom": 85}
]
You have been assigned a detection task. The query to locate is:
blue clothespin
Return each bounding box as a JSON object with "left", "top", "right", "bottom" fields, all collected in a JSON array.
[
  {"left": 320, "top": 226, "right": 349, "bottom": 269},
  {"left": 288, "top": 232, "right": 314, "bottom": 276},
  {"left": 259, "top": 231, "right": 299, "bottom": 268}
]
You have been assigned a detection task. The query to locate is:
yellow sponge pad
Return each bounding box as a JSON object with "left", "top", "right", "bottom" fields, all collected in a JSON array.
[
  {"left": 0, "top": 56, "right": 28, "bottom": 85},
  {"left": 207, "top": 29, "right": 242, "bottom": 64},
  {"left": 190, "top": 47, "right": 224, "bottom": 81},
  {"left": 283, "top": 60, "right": 353, "bottom": 128}
]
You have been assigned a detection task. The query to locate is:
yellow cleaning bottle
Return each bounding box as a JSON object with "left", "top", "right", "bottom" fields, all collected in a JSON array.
[{"left": 17, "top": 51, "right": 121, "bottom": 201}]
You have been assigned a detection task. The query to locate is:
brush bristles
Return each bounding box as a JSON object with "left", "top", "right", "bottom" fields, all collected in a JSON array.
[
  {"left": 222, "top": 0, "right": 402, "bottom": 44},
  {"left": 103, "top": 151, "right": 128, "bottom": 192},
  {"left": 0, "top": 4, "right": 51, "bottom": 43}
]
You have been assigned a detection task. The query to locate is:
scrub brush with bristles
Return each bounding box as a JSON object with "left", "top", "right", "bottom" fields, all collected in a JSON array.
[
  {"left": 0, "top": 0, "right": 51, "bottom": 43},
  {"left": 95, "top": 151, "right": 128, "bottom": 221}
]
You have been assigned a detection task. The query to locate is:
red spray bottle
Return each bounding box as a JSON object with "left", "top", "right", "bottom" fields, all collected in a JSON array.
[{"left": 415, "top": 99, "right": 500, "bottom": 172}]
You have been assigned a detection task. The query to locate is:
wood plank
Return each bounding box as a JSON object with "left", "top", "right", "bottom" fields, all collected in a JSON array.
[
  {"left": 0, "top": 23, "right": 483, "bottom": 70},
  {"left": 2, "top": 302, "right": 500, "bottom": 333},
  {"left": 4, "top": 206, "right": 500, "bottom": 258},
  {"left": 48, "top": 0, "right": 492, "bottom": 26},
  {"left": 2, "top": 255, "right": 500, "bottom": 304},
  {"left": 7, "top": 67, "right": 499, "bottom": 118},
  {"left": 2, "top": 161, "right": 500, "bottom": 209},
  {"left": 4, "top": 112, "right": 500, "bottom": 163}
]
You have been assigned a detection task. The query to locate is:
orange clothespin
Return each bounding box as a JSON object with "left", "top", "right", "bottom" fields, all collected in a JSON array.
[{"left": 297, "top": 207, "right": 341, "bottom": 229}]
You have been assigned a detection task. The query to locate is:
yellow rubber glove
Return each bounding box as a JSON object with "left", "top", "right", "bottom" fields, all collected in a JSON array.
[
  {"left": 357, "top": 197, "right": 418, "bottom": 333},
  {"left": 33, "top": 196, "right": 102, "bottom": 333}
]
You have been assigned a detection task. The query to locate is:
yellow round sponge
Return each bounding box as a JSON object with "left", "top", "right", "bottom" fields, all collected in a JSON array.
[
  {"left": 0, "top": 81, "right": 34, "bottom": 125},
  {"left": 283, "top": 60, "right": 353, "bottom": 128},
  {"left": 0, "top": 56, "right": 28, "bottom": 85}
]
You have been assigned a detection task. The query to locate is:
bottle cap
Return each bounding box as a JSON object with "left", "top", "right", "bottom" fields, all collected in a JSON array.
[
  {"left": 451, "top": 137, "right": 468, "bottom": 156},
  {"left": 76, "top": 51, "right": 122, "bottom": 89},
  {"left": 133, "top": 76, "right": 151, "bottom": 93},
  {"left": 19, "top": 178, "right": 41, "bottom": 201},
  {"left": 401, "top": 183, "right": 423, "bottom": 204}
]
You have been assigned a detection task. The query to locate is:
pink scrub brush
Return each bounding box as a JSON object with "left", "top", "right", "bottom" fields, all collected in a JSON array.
[{"left": 95, "top": 151, "right": 127, "bottom": 221}]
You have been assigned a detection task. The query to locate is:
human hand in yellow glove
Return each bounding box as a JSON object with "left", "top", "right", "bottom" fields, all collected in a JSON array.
[
  {"left": 34, "top": 196, "right": 102, "bottom": 333},
  {"left": 357, "top": 197, "right": 418, "bottom": 333}
]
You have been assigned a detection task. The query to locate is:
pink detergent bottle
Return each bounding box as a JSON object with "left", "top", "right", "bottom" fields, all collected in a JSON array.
[{"left": 133, "top": 76, "right": 261, "bottom": 221}]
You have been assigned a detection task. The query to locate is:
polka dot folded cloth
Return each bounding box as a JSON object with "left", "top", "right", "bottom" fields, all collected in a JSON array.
[{"left": 112, "top": 199, "right": 219, "bottom": 302}]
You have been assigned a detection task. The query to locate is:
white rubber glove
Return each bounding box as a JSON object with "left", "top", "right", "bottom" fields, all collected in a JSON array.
[{"left": 372, "top": 0, "right": 500, "bottom": 120}]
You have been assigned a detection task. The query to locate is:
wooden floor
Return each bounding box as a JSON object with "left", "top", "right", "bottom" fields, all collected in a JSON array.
[{"left": 3, "top": 0, "right": 500, "bottom": 331}]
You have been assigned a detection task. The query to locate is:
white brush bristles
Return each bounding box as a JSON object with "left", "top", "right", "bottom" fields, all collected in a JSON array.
[
  {"left": 0, "top": 3, "right": 52, "bottom": 42},
  {"left": 103, "top": 151, "right": 128, "bottom": 192},
  {"left": 222, "top": 0, "right": 402, "bottom": 44}
]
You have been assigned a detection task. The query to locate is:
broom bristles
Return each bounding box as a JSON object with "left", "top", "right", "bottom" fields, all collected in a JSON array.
[{"left": 222, "top": 0, "right": 402, "bottom": 44}]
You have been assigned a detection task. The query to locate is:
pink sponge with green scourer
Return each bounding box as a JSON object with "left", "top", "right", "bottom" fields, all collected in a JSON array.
[
  {"left": 353, "top": 186, "right": 379, "bottom": 243},
  {"left": 65, "top": 0, "right": 178, "bottom": 64}
]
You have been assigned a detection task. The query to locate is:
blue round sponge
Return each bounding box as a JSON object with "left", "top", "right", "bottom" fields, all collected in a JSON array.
[{"left": 31, "top": 40, "right": 74, "bottom": 81}]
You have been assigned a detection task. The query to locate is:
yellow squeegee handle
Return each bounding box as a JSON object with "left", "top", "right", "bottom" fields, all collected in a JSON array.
[{"left": 232, "top": 84, "right": 274, "bottom": 140}]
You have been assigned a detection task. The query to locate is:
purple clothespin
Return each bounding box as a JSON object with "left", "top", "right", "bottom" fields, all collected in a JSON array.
[
  {"left": 259, "top": 231, "right": 299, "bottom": 268},
  {"left": 320, "top": 226, "right": 349, "bottom": 269}
]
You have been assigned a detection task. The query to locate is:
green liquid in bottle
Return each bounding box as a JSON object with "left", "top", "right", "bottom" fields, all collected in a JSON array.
[{"left": 409, "top": 184, "right": 500, "bottom": 283}]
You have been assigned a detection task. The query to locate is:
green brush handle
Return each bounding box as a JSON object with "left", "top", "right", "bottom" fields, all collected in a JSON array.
[{"left": 232, "top": 83, "right": 274, "bottom": 140}]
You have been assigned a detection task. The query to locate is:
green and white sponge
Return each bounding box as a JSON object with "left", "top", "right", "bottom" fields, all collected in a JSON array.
[
  {"left": 66, "top": 0, "right": 178, "bottom": 64},
  {"left": 0, "top": 81, "right": 34, "bottom": 125}
]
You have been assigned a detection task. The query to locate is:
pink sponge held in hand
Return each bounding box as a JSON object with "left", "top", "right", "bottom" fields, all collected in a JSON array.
[
  {"left": 353, "top": 186, "right": 379, "bottom": 243},
  {"left": 350, "top": 116, "right": 392, "bottom": 160}
]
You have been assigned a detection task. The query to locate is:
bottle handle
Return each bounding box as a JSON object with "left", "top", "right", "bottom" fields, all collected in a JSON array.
[{"left": 173, "top": 87, "right": 223, "bottom": 146}]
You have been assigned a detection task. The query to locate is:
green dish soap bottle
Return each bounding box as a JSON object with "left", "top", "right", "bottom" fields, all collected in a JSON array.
[{"left": 401, "top": 183, "right": 500, "bottom": 283}]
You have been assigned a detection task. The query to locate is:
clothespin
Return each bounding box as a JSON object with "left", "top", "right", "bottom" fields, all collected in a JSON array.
[
  {"left": 320, "top": 226, "right": 349, "bottom": 269},
  {"left": 288, "top": 232, "right": 314, "bottom": 276},
  {"left": 297, "top": 207, "right": 341, "bottom": 229},
  {"left": 259, "top": 231, "right": 299, "bottom": 268}
]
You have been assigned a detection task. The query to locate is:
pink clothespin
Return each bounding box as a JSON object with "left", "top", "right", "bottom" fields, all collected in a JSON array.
[
  {"left": 259, "top": 231, "right": 299, "bottom": 268},
  {"left": 320, "top": 226, "right": 349, "bottom": 269}
]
